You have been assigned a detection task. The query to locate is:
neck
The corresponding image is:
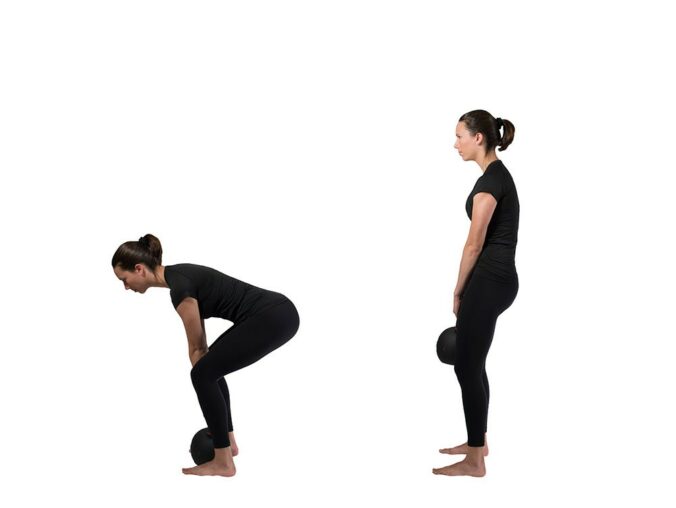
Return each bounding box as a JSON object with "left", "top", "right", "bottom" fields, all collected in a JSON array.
[
  {"left": 148, "top": 265, "right": 168, "bottom": 288},
  {"left": 476, "top": 150, "right": 498, "bottom": 173}
]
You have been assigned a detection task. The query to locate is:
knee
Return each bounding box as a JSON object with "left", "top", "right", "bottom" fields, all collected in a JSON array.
[
  {"left": 454, "top": 360, "right": 480, "bottom": 385},
  {"left": 190, "top": 364, "right": 201, "bottom": 388},
  {"left": 190, "top": 358, "right": 213, "bottom": 388},
  {"left": 454, "top": 362, "right": 468, "bottom": 381}
]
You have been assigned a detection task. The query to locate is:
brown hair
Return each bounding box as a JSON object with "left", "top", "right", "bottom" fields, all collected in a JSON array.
[
  {"left": 458, "top": 110, "right": 515, "bottom": 152},
  {"left": 111, "top": 234, "right": 163, "bottom": 272}
]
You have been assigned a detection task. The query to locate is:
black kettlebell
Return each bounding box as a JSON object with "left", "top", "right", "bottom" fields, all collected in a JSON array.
[
  {"left": 436, "top": 326, "right": 457, "bottom": 365},
  {"left": 189, "top": 427, "right": 215, "bottom": 465}
]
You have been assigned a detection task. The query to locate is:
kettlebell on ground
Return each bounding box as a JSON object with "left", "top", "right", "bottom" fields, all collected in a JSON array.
[{"left": 189, "top": 427, "right": 214, "bottom": 465}]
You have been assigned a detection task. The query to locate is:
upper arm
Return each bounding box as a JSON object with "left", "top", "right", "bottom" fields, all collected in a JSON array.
[
  {"left": 467, "top": 192, "right": 498, "bottom": 249},
  {"left": 176, "top": 297, "right": 207, "bottom": 353}
]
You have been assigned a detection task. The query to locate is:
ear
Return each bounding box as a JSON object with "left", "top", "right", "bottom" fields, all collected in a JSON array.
[
  {"left": 134, "top": 263, "right": 145, "bottom": 275},
  {"left": 474, "top": 132, "right": 484, "bottom": 146}
]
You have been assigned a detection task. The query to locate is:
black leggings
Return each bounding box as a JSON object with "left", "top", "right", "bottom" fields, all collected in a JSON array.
[
  {"left": 190, "top": 299, "right": 300, "bottom": 449},
  {"left": 454, "top": 271, "right": 518, "bottom": 447}
]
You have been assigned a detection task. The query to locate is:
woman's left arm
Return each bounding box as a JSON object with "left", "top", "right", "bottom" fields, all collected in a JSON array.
[
  {"left": 453, "top": 192, "right": 498, "bottom": 313},
  {"left": 176, "top": 297, "right": 208, "bottom": 366}
]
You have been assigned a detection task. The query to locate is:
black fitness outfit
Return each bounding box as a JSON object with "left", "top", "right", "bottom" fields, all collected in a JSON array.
[
  {"left": 456, "top": 159, "right": 519, "bottom": 447},
  {"left": 164, "top": 264, "right": 300, "bottom": 449}
]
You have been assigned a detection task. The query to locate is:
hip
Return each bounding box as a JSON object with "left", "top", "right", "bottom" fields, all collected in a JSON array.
[{"left": 461, "top": 270, "right": 518, "bottom": 314}]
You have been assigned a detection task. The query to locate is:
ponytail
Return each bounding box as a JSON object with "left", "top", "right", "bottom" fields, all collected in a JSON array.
[{"left": 111, "top": 233, "right": 163, "bottom": 271}]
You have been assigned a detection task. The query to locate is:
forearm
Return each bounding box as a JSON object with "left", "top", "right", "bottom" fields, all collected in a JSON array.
[{"left": 454, "top": 244, "right": 482, "bottom": 297}]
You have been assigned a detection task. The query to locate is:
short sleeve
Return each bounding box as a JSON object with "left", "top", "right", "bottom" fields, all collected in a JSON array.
[
  {"left": 474, "top": 171, "right": 504, "bottom": 202},
  {"left": 170, "top": 273, "right": 198, "bottom": 309}
]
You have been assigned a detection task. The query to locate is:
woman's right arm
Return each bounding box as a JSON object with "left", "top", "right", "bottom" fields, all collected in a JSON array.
[
  {"left": 453, "top": 192, "right": 497, "bottom": 315},
  {"left": 176, "top": 297, "right": 208, "bottom": 367}
]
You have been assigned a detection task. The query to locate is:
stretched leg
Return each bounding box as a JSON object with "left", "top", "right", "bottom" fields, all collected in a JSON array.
[
  {"left": 439, "top": 365, "right": 489, "bottom": 455},
  {"left": 434, "top": 274, "right": 517, "bottom": 477},
  {"left": 483, "top": 365, "right": 489, "bottom": 433},
  {"left": 454, "top": 276, "right": 499, "bottom": 449},
  {"left": 183, "top": 300, "right": 299, "bottom": 476}
]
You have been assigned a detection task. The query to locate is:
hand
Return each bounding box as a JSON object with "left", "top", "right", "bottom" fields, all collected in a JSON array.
[{"left": 453, "top": 295, "right": 462, "bottom": 317}]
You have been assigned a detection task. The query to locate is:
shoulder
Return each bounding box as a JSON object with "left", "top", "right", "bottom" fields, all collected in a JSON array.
[
  {"left": 472, "top": 162, "right": 508, "bottom": 201},
  {"left": 486, "top": 159, "right": 508, "bottom": 176},
  {"left": 168, "top": 265, "right": 200, "bottom": 308},
  {"left": 169, "top": 263, "right": 212, "bottom": 275},
  {"left": 171, "top": 264, "right": 227, "bottom": 285},
  {"left": 166, "top": 264, "right": 198, "bottom": 290},
  {"left": 492, "top": 160, "right": 515, "bottom": 181},
  {"left": 170, "top": 263, "right": 229, "bottom": 281},
  {"left": 493, "top": 161, "right": 517, "bottom": 191},
  {"left": 476, "top": 163, "right": 503, "bottom": 187}
]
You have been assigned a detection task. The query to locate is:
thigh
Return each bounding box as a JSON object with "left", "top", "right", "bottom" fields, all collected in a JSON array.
[
  {"left": 456, "top": 275, "right": 502, "bottom": 364},
  {"left": 200, "top": 301, "right": 298, "bottom": 377}
]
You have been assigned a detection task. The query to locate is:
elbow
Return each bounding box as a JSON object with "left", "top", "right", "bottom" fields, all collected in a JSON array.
[{"left": 465, "top": 243, "right": 483, "bottom": 256}]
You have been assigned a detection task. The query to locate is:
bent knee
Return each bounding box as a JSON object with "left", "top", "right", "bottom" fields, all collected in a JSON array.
[{"left": 190, "top": 358, "right": 216, "bottom": 386}]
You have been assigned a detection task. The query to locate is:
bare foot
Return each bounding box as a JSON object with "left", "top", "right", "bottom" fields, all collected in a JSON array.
[
  {"left": 229, "top": 433, "right": 239, "bottom": 457},
  {"left": 439, "top": 442, "right": 489, "bottom": 456},
  {"left": 433, "top": 458, "right": 486, "bottom": 477},
  {"left": 182, "top": 459, "right": 236, "bottom": 477}
]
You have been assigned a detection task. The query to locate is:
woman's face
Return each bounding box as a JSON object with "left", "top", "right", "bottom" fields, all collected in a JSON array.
[
  {"left": 113, "top": 264, "right": 150, "bottom": 293},
  {"left": 453, "top": 121, "right": 482, "bottom": 161}
]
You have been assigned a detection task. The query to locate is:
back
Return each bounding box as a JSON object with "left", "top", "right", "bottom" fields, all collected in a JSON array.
[
  {"left": 465, "top": 160, "right": 519, "bottom": 282},
  {"left": 164, "top": 263, "right": 287, "bottom": 322}
]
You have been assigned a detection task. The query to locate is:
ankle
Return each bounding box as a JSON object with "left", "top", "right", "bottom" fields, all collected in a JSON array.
[
  {"left": 213, "top": 446, "right": 235, "bottom": 466},
  {"left": 465, "top": 453, "right": 485, "bottom": 466},
  {"left": 466, "top": 445, "right": 485, "bottom": 458}
]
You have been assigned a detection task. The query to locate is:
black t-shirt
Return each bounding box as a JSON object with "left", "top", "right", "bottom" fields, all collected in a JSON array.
[
  {"left": 465, "top": 160, "right": 519, "bottom": 282},
  {"left": 164, "top": 263, "right": 287, "bottom": 323}
]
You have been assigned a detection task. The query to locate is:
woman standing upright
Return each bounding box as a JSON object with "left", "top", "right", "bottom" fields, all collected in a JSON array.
[
  {"left": 433, "top": 110, "right": 519, "bottom": 477},
  {"left": 112, "top": 234, "right": 300, "bottom": 477}
]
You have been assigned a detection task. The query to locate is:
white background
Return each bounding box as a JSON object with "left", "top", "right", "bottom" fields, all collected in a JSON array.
[{"left": 1, "top": 0, "right": 674, "bottom": 506}]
